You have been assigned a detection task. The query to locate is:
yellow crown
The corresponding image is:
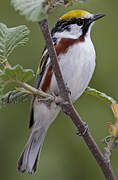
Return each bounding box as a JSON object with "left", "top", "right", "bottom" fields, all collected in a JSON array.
[{"left": 60, "top": 10, "right": 87, "bottom": 20}]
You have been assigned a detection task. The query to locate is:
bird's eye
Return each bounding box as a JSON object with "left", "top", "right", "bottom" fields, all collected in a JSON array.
[{"left": 77, "top": 19, "right": 84, "bottom": 26}]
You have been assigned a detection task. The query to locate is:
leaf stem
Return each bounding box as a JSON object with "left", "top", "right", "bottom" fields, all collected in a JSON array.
[{"left": 4, "top": 79, "right": 54, "bottom": 100}]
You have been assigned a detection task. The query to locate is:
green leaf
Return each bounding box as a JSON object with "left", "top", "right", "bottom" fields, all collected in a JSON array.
[
  {"left": 0, "top": 23, "right": 30, "bottom": 62},
  {"left": 85, "top": 87, "right": 116, "bottom": 104},
  {"left": 11, "top": 0, "right": 47, "bottom": 22},
  {"left": 11, "top": 0, "right": 86, "bottom": 22},
  {"left": 0, "top": 64, "right": 35, "bottom": 83},
  {"left": 2, "top": 90, "right": 31, "bottom": 105}
]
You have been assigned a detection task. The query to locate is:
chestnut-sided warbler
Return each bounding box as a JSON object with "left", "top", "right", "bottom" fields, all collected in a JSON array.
[{"left": 18, "top": 10, "right": 105, "bottom": 173}]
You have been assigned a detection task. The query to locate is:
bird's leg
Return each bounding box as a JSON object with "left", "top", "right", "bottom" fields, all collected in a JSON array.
[{"left": 65, "top": 83, "right": 71, "bottom": 95}]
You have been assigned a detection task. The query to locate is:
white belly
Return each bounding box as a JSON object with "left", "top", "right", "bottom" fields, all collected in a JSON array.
[{"left": 50, "top": 37, "right": 96, "bottom": 101}]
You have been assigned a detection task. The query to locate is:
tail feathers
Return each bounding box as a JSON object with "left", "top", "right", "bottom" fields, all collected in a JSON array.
[{"left": 18, "top": 128, "right": 46, "bottom": 174}]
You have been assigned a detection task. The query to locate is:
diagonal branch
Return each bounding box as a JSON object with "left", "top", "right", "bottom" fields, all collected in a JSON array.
[{"left": 39, "top": 18, "right": 116, "bottom": 180}]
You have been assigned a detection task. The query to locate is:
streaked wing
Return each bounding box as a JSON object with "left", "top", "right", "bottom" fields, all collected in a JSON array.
[
  {"left": 29, "top": 48, "right": 49, "bottom": 128},
  {"left": 35, "top": 48, "right": 49, "bottom": 89}
]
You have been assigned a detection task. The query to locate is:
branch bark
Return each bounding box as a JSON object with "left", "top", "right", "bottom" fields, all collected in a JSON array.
[{"left": 39, "top": 19, "right": 116, "bottom": 180}]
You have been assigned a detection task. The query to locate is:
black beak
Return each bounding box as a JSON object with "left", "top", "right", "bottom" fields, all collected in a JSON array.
[
  {"left": 82, "top": 13, "right": 105, "bottom": 36},
  {"left": 91, "top": 14, "right": 106, "bottom": 22}
]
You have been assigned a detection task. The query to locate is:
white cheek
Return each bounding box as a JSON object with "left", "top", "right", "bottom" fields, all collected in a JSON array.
[
  {"left": 54, "top": 32, "right": 77, "bottom": 40},
  {"left": 70, "top": 24, "right": 82, "bottom": 37},
  {"left": 54, "top": 24, "right": 82, "bottom": 40}
]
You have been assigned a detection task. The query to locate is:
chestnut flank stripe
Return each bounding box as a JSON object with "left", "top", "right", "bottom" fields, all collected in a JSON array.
[
  {"left": 41, "top": 64, "right": 53, "bottom": 92},
  {"left": 41, "top": 36, "right": 85, "bottom": 92},
  {"left": 56, "top": 36, "right": 84, "bottom": 55}
]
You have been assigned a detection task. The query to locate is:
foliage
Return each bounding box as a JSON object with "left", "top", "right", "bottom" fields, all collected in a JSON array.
[
  {"left": 2, "top": 90, "right": 31, "bottom": 105},
  {"left": 11, "top": 0, "right": 86, "bottom": 22},
  {"left": 0, "top": 22, "right": 35, "bottom": 108},
  {"left": 11, "top": 0, "right": 47, "bottom": 22},
  {"left": 0, "top": 64, "right": 34, "bottom": 83},
  {"left": 85, "top": 87, "right": 116, "bottom": 104},
  {"left": 0, "top": 64, "right": 34, "bottom": 107},
  {"left": 85, "top": 87, "right": 118, "bottom": 160},
  {"left": 0, "top": 23, "right": 30, "bottom": 63}
]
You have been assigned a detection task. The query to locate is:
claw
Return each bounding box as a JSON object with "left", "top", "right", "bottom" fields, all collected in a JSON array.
[
  {"left": 65, "top": 83, "right": 71, "bottom": 95},
  {"left": 76, "top": 123, "right": 89, "bottom": 136}
]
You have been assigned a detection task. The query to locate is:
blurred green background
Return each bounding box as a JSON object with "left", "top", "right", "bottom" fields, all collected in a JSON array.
[{"left": 0, "top": 0, "right": 118, "bottom": 179}]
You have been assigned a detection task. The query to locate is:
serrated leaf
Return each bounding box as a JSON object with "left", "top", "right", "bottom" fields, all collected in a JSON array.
[
  {"left": 0, "top": 23, "right": 30, "bottom": 62},
  {"left": 11, "top": 0, "right": 85, "bottom": 22},
  {"left": 0, "top": 64, "right": 35, "bottom": 83},
  {"left": 11, "top": 0, "right": 47, "bottom": 22},
  {"left": 2, "top": 90, "right": 31, "bottom": 105}
]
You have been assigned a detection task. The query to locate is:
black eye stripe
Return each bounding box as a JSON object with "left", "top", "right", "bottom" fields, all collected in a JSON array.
[
  {"left": 51, "top": 17, "right": 91, "bottom": 36},
  {"left": 76, "top": 19, "right": 84, "bottom": 26}
]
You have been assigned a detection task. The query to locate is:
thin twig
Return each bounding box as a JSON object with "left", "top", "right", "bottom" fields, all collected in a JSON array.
[{"left": 39, "top": 18, "right": 116, "bottom": 180}]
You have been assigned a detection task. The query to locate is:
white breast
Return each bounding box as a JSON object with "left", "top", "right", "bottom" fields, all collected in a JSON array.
[{"left": 50, "top": 37, "right": 96, "bottom": 102}]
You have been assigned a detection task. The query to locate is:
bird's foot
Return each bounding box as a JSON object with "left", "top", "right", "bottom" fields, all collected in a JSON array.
[
  {"left": 65, "top": 83, "right": 71, "bottom": 95},
  {"left": 76, "top": 122, "right": 89, "bottom": 136}
]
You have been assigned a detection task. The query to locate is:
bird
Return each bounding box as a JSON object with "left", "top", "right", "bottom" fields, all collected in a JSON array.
[{"left": 17, "top": 9, "right": 105, "bottom": 174}]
